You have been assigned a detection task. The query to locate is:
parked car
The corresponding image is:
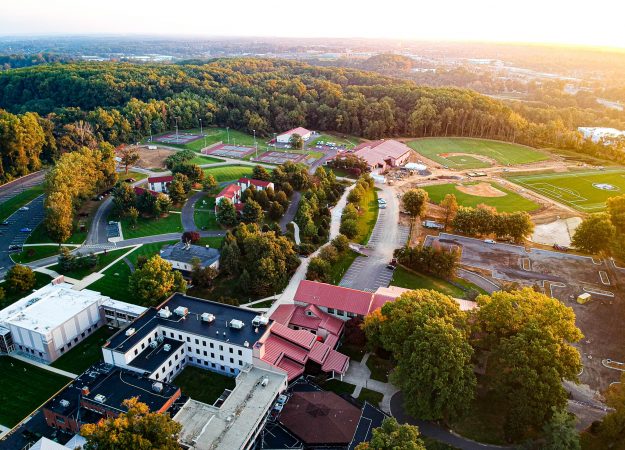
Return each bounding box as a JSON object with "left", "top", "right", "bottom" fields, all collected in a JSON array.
[
  {"left": 8, "top": 244, "right": 22, "bottom": 251},
  {"left": 377, "top": 198, "right": 387, "bottom": 204},
  {"left": 379, "top": 203, "right": 386, "bottom": 209},
  {"left": 484, "top": 239, "right": 496, "bottom": 244},
  {"left": 19, "top": 206, "right": 29, "bottom": 211},
  {"left": 1, "top": 220, "right": 9, "bottom": 226},
  {"left": 20, "top": 227, "right": 32, "bottom": 233}
]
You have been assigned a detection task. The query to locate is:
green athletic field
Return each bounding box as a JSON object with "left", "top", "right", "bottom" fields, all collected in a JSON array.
[
  {"left": 508, "top": 169, "right": 625, "bottom": 212},
  {"left": 422, "top": 182, "right": 540, "bottom": 213},
  {"left": 407, "top": 138, "right": 549, "bottom": 169}
]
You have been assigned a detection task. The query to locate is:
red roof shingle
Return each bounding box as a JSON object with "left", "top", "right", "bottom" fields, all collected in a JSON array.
[
  {"left": 294, "top": 280, "right": 374, "bottom": 317},
  {"left": 147, "top": 175, "right": 174, "bottom": 183}
]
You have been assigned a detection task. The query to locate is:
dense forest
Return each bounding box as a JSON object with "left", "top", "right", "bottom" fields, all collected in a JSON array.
[{"left": 0, "top": 58, "right": 623, "bottom": 183}]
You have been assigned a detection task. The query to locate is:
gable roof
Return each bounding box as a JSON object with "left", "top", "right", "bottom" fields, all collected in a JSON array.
[
  {"left": 353, "top": 139, "right": 412, "bottom": 167},
  {"left": 238, "top": 177, "right": 273, "bottom": 188},
  {"left": 216, "top": 183, "right": 241, "bottom": 199},
  {"left": 133, "top": 186, "right": 160, "bottom": 197},
  {"left": 278, "top": 127, "right": 311, "bottom": 138},
  {"left": 160, "top": 242, "right": 220, "bottom": 267},
  {"left": 148, "top": 175, "right": 174, "bottom": 183},
  {"left": 294, "top": 280, "right": 374, "bottom": 316}
]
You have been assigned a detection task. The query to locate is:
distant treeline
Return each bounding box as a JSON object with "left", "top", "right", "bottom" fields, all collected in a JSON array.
[
  {"left": 0, "top": 58, "right": 622, "bottom": 183},
  {"left": 0, "top": 53, "right": 73, "bottom": 70}
]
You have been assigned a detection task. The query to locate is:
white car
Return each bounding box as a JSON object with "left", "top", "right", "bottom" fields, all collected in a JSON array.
[
  {"left": 377, "top": 198, "right": 387, "bottom": 204},
  {"left": 19, "top": 206, "right": 29, "bottom": 211},
  {"left": 484, "top": 239, "right": 496, "bottom": 244}
]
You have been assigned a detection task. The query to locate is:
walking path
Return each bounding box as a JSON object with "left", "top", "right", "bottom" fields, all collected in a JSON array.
[
  {"left": 10, "top": 354, "right": 77, "bottom": 379},
  {"left": 343, "top": 352, "right": 398, "bottom": 415}
]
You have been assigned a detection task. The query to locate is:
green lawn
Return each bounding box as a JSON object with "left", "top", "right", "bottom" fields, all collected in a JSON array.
[
  {"left": 49, "top": 248, "right": 130, "bottom": 280},
  {"left": 508, "top": 168, "right": 625, "bottom": 212},
  {"left": 422, "top": 182, "right": 540, "bottom": 213},
  {"left": 248, "top": 299, "right": 275, "bottom": 309},
  {"left": 0, "top": 272, "right": 52, "bottom": 310},
  {"left": 120, "top": 213, "right": 183, "bottom": 239},
  {"left": 319, "top": 378, "right": 356, "bottom": 396},
  {"left": 408, "top": 138, "right": 548, "bottom": 169},
  {"left": 355, "top": 188, "right": 379, "bottom": 245},
  {"left": 194, "top": 194, "right": 219, "bottom": 230},
  {"left": 202, "top": 165, "right": 256, "bottom": 182},
  {"left": 196, "top": 236, "right": 225, "bottom": 248},
  {"left": 149, "top": 127, "right": 267, "bottom": 153},
  {"left": 366, "top": 353, "right": 394, "bottom": 383},
  {"left": 308, "top": 133, "right": 362, "bottom": 149},
  {"left": 11, "top": 245, "right": 61, "bottom": 263},
  {"left": 118, "top": 171, "right": 148, "bottom": 182},
  {"left": 51, "top": 326, "right": 117, "bottom": 374},
  {"left": 0, "top": 185, "right": 44, "bottom": 221},
  {"left": 173, "top": 366, "right": 235, "bottom": 404},
  {"left": 391, "top": 266, "right": 466, "bottom": 298},
  {"left": 189, "top": 155, "right": 224, "bottom": 165},
  {"left": 328, "top": 249, "right": 358, "bottom": 285},
  {"left": 358, "top": 388, "right": 384, "bottom": 406},
  {"left": 87, "top": 241, "right": 178, "bottom": 304},
  {"left": 328, "top": 167, "right": 356, "bottom": 179},
  {"left": 0, "top": 356, "right": 71, "bottom": 427},
  {"left": 26, "top": 220, "right": 87, "bottom": 245}
]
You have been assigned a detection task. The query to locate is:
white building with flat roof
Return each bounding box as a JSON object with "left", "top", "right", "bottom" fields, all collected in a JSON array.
[
  {"left": 578, "top": 127, "right": 625, "bottom": 144},
  {"left": 0, "top": 282, "right": 145, "bottom": 363}
]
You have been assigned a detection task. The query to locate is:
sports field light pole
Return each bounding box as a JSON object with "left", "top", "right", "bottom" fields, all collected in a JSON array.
[
  {"left": 253, "top": 129, "right": 257, "bottom": 159},
  {"left": 226, "top": 127, "right": 230, "bottom": 144},
  {"left": 175, "top": 117, "right": 179, "bottom": 142},
  {"left": 199, "top": 118, "right": 203, "bottom": 135}
]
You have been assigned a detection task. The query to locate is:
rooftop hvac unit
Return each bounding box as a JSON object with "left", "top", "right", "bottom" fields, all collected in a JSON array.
[
  {"left": 125, "top": 328, "right": 136, "bottom": 337},
  {"left": 163, "top": 344, "right": 171, "bottom": 352},
  {"left": 244, "top": 341, "right": 250, "bottom": 348},
  {"left": 150, "top": 341, "right": 158, "bottom": 348},
  {"left": 157, "top": 335, "right": 164, "bottom": 343},
  {"left": 152, "top": 382, "right": 164, "bottom": 393},
  {"left": 158, "top": 307, "right": 172, "bottom": 318},
  {"left": 229, "top": 319, "right": 245, "bottom": 329},
  {"left": 81, "top": 386, "right": 90, "bottom": 396},
  {"left": 252, "top": 315, "right": 269, "bottom": 327},
  {"left": 59, "top": 399, "right": 70, "bottom": 408},
  {"left": 261, "top": 377, "right": 269, "bottom": 387},
  {"left": 174, "top": 306, "right": 188, "bottom": 317},
  {"left": 94, "top": 394, "right": 107, "bottom": 403},
  {"left": 201, "top": 313, "right": 215, "bottom": 323}
]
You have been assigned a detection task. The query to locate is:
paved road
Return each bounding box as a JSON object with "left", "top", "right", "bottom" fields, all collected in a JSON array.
[
  {"left": 182, "top": 191, "right": 206, "bottom": 232},
  {"left": 390, "top": 392, "right": 513, "bottom": 450},
  {"left": 339, "top": 184, "right": 410, "bottom": 292},
  {"left": 0, "top": 170, "right": 46, "bottom": 203},
  {"left": 0, "top": 195, "right": 46, "bottom": 277},
  {"left": 279, "top": 191, "right": 301, "bottom": 232}
]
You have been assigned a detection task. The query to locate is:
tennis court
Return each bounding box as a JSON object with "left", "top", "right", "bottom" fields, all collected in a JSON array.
[
  {"left": 255, "top": 151, "right": 307, "bottom": 164},
  {"left": 154, "top": 132, "right": 203, "bottom": 144},
  {"left": 508, "top": 169, "right": 625, "bottom": 212},
  {"left": 203, "top": 143, "right": 256, "bottom": 159}
]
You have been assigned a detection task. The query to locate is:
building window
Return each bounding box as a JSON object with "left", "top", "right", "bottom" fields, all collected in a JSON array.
[
  {"left": 161, "top": 367, "right": 165, "bottom": 373},
  {"left": 327, "top": 308, "right": 335, "bottom": 314},
  {"left": 202, "top": 341, "right": 207, "bottom": 347},
  {"left": 195, "top": 339, "right": 199, "bottom": 345},
  {"left": 179, "top": 334, "right": 182, "bottom": 340},
  {"left": 81, "top": 332, "right": 85, "bottom": 338},
  {"left": 134, "top": 349, "right": 138, "bottom": 355},
  {"left": 230, "top": 368, "right": 235, "bottom": 374},
  {"left": 229, "top": 348, "right": 233, "bottom": 354},
  {"left": 238, "top": 350, "right": 242, "bottom": 356},
  {"left": 170, "top": 332, "right": 174, "bottom": 338},
  {"left": 221, "top": 365, "right": 225, "bottom": 371},
  {"left": 168, "top": 361, "right": 172, "bottom": 367},
  {"left": 203, "top": 351, "right": 207, "bottom": 356},
  {"left": 239, "top": 360, "right": 243, "bottom": 366},
  {"left": 219, "top": 355, "right": 224, "bottom": 361},
  {"left": 74, "top": 337, "right": 78, "bottom": 343},
  {"left": 229, "top": 357, "right": 234, "bottom": 364},
  {"left": 155, "top": 374, "right": 159, "bottom": 379},
  {"left": 186, "top": 337, "right": 191, "bottom": 342},
  {"left": 219, "top": 345, "right": 223, "bottom": 351},
  {"left": 211, "top": 363, "right": 216, "bottom": 368},
  {"left": 211, "top": 353, "right": 215, "bottom": 358},
  {"left": 175, "top": 354, "right": 178, "bottom": 360},
  {"left": 141, "top": 343, "right": 145, "bottom": 349},
  {"left": 148, "top": 337, "right": 152, "bottom": 343},
  {"left": 196, "top": 349, "right": 200, "bottom": 354},
  {"left": 210, "top": 342, "right": 214, "bottom": 349}
]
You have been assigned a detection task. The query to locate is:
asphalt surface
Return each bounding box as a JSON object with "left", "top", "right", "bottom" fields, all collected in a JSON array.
[
  {"left": 0, "top": 171, "right": 46, "bottom": 203},
  {"left": 182, "top": 191, "right": 206, "bottom": 232},
  {"left": 390, "top": 392, "right": 513, "bottom": 450},
  {"left": 0, "top": 195, "right": 46, "bottom": 277},
  {"left": 339, "top": 184, "right": 410, "bottom": 292}
]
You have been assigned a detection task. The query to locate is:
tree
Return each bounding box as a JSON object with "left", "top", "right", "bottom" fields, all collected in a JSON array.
[
  {"left": 81, "top": 397, "right": 182, "bottom": 450},
  {"left": 44, "top": 190, "right": 73, "bottom": 244},
  {"left": 289, "top": 133, "right": 304, "bottom": 149},
  {"left": 190, "top": 257, "right": 218, "bottom": 289},
  {"left": 306, "top": 257, "right": 331, "bottom": 282},
  {"left": 402, "top": 189, "right": 429, "bottom": 218},
  {"left": 4, "top": 264, "right": 36, "bottom": 293},
  {"left": 364, "top": 290, "right": 476, "bottom": 421},
  {"left": 242, "top": 199, "right": 264, "bottom": 224},
  {"left": 57, "top": 246, "right": 78, "bottom": 272},
  {"left": 572, "top": 213, "right": 616, "bottom": 254},
  {"left": 128, "top": 206, "right": 139, "bottom": 228},
  {"left": 216, "top": 198, "right": 239, "bottom": 227},
  {"left": 129, "top": 255, "right": 187, "bottom": 304},
  {"left": 181, "top": 230, "right": 201, "bottom": 243},
  {"left": 252, "top": 165, "right": 271, "bottom": 181},
  {"left": 275, "top": 190, "right": 289, "bottom": 208},
  {"left": 318, "top": 244, "right": 339, "bottom": 263},
  {"left": 355, "top": 418, "right": 425, "bottom": 450},
  {"left": 477, "top": 289, "right": 583, "bottom": 440},
  {"left": 331, "top": 234, "right": 350, "bottom": 253},
  {"left": 607, "top": 194, "right": 625, "bottom": 235},
  {"left": 340, "top": 218, "right": 358, "bottom": 239},
  {"left": 112, "top": 183, "right": 137, "bottom": 216},
  {"left": 202, "top": 174, "right": 217, "bottom": 192},
  {"left": 268, "top": 201, "right": 285, "bottom": 220},
  {"left": 118, "top": 146, "right": 139, "bottom": 174},
  {"left": 155, "top": 193, "right": 172, "bottom": 215},
  {"left": 541, "top": 408, "right": 580, "bottom": 450},
  {"left": 168, "top": 174, "right": 188, "bottom": 205},
  {"left": 440, "top": 193, "right": 458, "bottom": 229},
  {"left": 220, "top": 240, "right": 241, "bottom": 275},
  {"left": 581, "top": 372, "right": 625, "bottom": 449}
]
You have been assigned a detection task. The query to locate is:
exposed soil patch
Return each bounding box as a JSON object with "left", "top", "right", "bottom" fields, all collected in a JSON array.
[
  {"left": 456, "top": 182, "right": 506, "bottom": 197},
  {"left": 120, "top": 145, "right": 176, "bottom": 169}
]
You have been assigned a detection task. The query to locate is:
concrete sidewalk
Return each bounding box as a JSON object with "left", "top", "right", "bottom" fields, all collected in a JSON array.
[{"left": 343, "top": 352, "right": 398, "bottom": 415}]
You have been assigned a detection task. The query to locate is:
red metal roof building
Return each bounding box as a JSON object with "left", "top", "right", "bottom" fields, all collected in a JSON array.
[
  {"left": 237, "top": 178, "right": 274, "bottom": 191},
  {"left": 133, "top": 186, "right": 160, "bottom": 197},
  {"left": 276, "top": 127, "right": 312, "bottom": 143},
  {"left": 147, "top": 175, "right": 174, "bottom": 193},
  {"left": 293, "top": 280, "right": 376, "bottom": 318},
  {"left": 215, "top": 183, "right": 242, "bottom": 212}
]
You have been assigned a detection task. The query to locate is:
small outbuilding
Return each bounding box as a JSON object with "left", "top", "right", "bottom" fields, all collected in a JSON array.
[{"left": 160, "top": 241, "right": 220, "bottom": 271}]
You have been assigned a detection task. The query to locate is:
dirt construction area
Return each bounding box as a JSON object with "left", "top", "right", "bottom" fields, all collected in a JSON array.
[
  {"left": 456, "top": 182, "right": 506, "bottom": 197},
  {"left": 425, "top": 232, "right": 625, "bottom": 393},
  {"left": 123, "top": 146, "right": 176, "bottom": 169}
]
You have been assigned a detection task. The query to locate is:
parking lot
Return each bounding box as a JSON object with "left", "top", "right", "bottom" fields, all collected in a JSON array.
[
  {"left": 425, "top": 232, "right": 625, "bottom": 391},
  {"left": 0, "top": 194, "right": 46, "bottom": 277}
]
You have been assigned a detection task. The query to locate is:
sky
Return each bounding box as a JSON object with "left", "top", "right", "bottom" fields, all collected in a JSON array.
[{"left": 1, "top": 0, "right": 624, "bottom": 49}]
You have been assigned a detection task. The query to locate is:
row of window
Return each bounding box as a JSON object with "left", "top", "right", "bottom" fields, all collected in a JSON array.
[
  {"left": 326, "top": 308, "right": 358, "bottom": 318},
  {"left": 55, "top": 324, "right": 97, "bottom": 356}
]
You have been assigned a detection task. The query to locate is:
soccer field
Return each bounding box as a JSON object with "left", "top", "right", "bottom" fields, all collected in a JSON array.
[
  {"left": 407, "top": 138, "right": 549, "bottom": 169},
  {"left": 422, "top": 182, "right": 540, "bottom": 213},
  {"left": 508, "top": 169, "right": 625, "bottom": 212}
]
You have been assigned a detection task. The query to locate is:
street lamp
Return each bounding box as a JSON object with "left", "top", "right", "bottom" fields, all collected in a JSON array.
[
  {"left": 226, "top": 126, "right": 230, "bottom": 144},
  {"left": 253, "top": 129, "right": 257, "bottom": 159},
  {"left": 199, "top": 118, "right": 203, "bottom": 136},
  {"left": 174, "top": 117, "right": 179, "bottom": 142}
]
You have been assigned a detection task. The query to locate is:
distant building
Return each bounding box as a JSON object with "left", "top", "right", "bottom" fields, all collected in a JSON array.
[
  {"left": 237, "top": 177, "right": 274, "bottom": 192},
  {"left": 0, "top": 282, "right": 144, "bottom": 363},
  {"left": 578, "top": 127, "right": 625, "bottom": 144},
  {"left": 276, "top": 127, "right": 312, "bottom": 143},
  {"left": 147, "top": 175, "right": 174, "bottom": 193},
  {"left": 352, "top": 139, "right": 412, "bottom": 172},
  {"left": 215, "top": 183, "right": 243, "bottom": 212},
  {"left": 160, "top": 241, "right": 220, "bottom": 271},
  {"left": 42, "top": 362, "right": 181, "bottom": 434},
  {"left": 133, "top": 186, "right": 160, "bottom": 198},
  {"left": 423, "top": 220, "right": 445, "bottom": 230}
]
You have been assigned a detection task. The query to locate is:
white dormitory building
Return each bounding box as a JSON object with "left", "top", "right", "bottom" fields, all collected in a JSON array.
[
  {"left": 0, "top": 281, "right": 145, "bottom": 363},
  {"left": 578, "top": 127, "right": 625, "bottom": 144}
]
